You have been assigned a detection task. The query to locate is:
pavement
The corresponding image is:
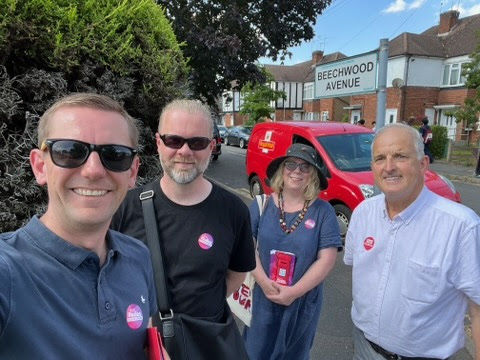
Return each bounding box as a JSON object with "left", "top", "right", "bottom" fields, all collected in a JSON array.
[{"left": 429, "top": 160, "right": 480, "bottom": 186}]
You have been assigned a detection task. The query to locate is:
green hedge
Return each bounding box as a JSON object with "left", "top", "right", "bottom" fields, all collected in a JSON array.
[{"left": 431, "top": 125, "right": 448, "bottom": 159}]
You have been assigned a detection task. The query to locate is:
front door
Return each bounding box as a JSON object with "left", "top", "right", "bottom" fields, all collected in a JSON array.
[
  {"left": 385, "top": 109, "right": 397, "bottom": 124},
  {"left": 351, "top": 110, "right": 361, "bottom": 124},
  {"left": 438, "top": 110, "right": 457, "bottom": 140}
]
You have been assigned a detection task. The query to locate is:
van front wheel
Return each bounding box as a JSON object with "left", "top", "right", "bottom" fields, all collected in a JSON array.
[
  {"left": 249, "top": 176, "right": 264, "bottom": 198},
  {"left": 334, "top": 204, "right": 351, "bottom": 240}
]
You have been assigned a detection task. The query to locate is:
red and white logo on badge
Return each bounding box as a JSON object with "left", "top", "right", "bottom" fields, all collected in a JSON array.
[
  {"left": 126, "top": 304, "right": 144, "bottom": 330},
  {"left": 198, "top": 233, "right": 214, "bottom": 250},
  {"left": 363, "top": 237, "right": 375, "bottom": 251},
  {"left": 304, "top": 219, "right": 315, "bottom": 229}
]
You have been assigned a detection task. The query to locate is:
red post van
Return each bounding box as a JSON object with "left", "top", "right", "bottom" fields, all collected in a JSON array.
[{"left": 246, "top": 121, "right": 462, "bottom": 237}]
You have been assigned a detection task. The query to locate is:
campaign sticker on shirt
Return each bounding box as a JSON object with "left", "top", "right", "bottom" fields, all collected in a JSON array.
[
  {"left": 304, "top": 219, "right": 316, "bottom": 229},
  {"left": 364, "top": 237, "right": 375, "bottom": 251},
  {"left": 198, "top": 233, "right": 214, "bottom": 250},
  {"left": 126, "top": 304, "right": 143, "bottom": 330}
]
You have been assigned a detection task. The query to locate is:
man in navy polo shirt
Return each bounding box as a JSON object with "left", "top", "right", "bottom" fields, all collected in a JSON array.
[{"left": 0, "top": 93, "right": 163, "bottom": 359}]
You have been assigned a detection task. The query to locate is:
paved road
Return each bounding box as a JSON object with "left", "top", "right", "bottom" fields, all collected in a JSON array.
[{"left": 207, "top": 145, "right": 477, "bottom": 359}]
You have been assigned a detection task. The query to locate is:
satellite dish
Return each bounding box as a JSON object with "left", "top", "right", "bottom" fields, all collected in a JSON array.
[{"left": 392, "top": 78, "right": 404, "bottom": 88}]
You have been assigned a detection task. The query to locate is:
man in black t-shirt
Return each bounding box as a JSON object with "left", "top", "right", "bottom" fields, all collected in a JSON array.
[{"left": 112, "top": 99, "right": 255, "bottom": 359}]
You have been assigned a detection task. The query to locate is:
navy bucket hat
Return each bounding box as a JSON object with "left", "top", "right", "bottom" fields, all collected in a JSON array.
[{"left": 266, "top": 143, "right": 328, "bottom": 190}]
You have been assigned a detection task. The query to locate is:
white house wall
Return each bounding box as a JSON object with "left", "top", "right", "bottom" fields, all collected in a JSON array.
[
  {"left": 276, "top": 82, "right": 303, "bottom": 108},
  {"left": 386, "top": 56, "right": 444, "bottom": 88},
  {"left": 406, "top": 57, "right": 443, "bottom": 87}
]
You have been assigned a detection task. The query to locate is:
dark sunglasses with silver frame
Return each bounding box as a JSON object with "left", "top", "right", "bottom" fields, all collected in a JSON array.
[
  {"left": 41, "top": 139, "right": 137, "bottom": 172},
  {"left": 159, "top": 134, "right": 212, "bottom": 151},
  {"left": 284, "top": 161, "right": 311, "bottom": 173}
]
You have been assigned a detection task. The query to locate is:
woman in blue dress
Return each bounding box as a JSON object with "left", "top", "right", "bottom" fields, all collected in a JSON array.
[{"left": 243, "top": 143, "right": 342, "bottom": 360}]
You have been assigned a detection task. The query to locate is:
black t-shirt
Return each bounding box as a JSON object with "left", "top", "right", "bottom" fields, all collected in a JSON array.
[{"left": 111, "top": 180, "right": 255, "bottom": 317}]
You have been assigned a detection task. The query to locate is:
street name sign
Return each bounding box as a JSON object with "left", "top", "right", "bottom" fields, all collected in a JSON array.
[{"left": 314, "top": 51, "right": 377, "bottom": 98}]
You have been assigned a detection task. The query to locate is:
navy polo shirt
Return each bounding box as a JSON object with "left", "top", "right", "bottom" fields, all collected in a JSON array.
[{"left": 0, "top": 216, "right": 157, "bottom": 359}]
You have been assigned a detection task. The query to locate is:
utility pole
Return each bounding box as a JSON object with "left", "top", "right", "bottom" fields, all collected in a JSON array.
[{"left": 375, "top": 39, "right": 389, "bottom": 130}]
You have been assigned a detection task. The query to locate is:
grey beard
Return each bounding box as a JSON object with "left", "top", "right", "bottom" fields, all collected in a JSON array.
[{"left": 160, "top": 155, "right": 210, "bottom": 185}]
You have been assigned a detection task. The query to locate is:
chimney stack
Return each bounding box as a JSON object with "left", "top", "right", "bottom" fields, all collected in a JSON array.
[
  {"left": 312, "top": 50, "right": 324, "bottom": 65},
  {"left": 439, "top": 10, "right": 459, "bottom": 34}
]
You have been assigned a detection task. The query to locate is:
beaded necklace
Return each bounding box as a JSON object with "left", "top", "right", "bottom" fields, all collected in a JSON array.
[{"left": 278, "top": 191, "right": 309, "bottom": 234}]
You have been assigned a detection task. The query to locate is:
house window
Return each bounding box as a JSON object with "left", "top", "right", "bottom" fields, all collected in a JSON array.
[
  {"left": 303, "top": 83, "right": 314, "bottom": 100},
  {"left": 303, "top": 112, "right": 319, "bottom": 121},
  {"left": 321, "top": 111, "right": 329, "bottom": 121},
  {"left": 442, "top": 62, "right": 468, "bottom": 86}
]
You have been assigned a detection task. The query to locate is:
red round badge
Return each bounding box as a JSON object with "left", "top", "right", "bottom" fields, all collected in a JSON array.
[{"left": 363, "top": 237, "right": 374, "bottom": 251}]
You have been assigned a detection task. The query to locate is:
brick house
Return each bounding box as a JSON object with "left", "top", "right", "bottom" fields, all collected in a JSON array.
[
  {"left": 221, "top": 10, "right": 480, "bottom": 143},
  {"left": 345, "top": 10, "right": 480, "bottom": 143},
  {"left": 221, "top": 51, "right": 348, "bottom": 126}
]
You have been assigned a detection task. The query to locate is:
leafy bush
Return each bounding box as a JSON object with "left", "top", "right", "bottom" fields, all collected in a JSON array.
[
  {"left": 0, "top": 117, "right": 47, "bottom": 233},
  {"left": 0, "top": 0, "right": 188, "bottom": 231},
  {"left": 431, "top": 125, "right": 448, "bottom": 159},
  {"left": 0, "top": 0, "right": 189, "bottom": 131}
]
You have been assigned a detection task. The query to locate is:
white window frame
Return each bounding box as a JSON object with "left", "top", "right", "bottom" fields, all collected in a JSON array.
[
  {"left": 321, "top": 111, "right": 329, "bottom": 121},
  {"left": 303, "top": 83, "right": 314, "bottom": 100},
  {"left": 441, "top": 62, "right": 468, "bottom": 87}
]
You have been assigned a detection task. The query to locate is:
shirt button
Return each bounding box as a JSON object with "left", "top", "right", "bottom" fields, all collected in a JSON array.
[{"left": 105, "top": 302, "right": 111, "bottom": 310}]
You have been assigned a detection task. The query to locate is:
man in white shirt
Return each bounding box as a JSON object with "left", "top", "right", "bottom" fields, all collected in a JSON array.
[{"left": 344, "top": 123, "right": 480, "bottom": 360}]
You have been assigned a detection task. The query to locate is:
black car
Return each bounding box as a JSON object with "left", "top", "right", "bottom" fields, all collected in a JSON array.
[
  {"left": 224, "top": 126, "right": 252, "bottom": 149},
  {"left": 211, "top": 123, "right": 222, "bottom": 161}
]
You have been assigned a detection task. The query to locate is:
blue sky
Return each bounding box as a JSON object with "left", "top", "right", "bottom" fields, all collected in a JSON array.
[{"left": 260, "top": 0, "right": 480, "bottom": 65}]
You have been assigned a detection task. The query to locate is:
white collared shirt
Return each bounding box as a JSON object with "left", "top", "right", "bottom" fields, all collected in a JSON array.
[{"left": 344, "top": 187, "right": 480, "bottom": 358}]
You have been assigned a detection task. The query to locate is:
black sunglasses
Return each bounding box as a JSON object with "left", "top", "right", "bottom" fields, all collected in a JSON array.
[
  {"left": 284, "top": 161, "right": 311, "bottom": 173},
  {"left": 41, "top": 139, "right": 137, "bottom": 172},
  {"left": 160, "top": 134, "right": 211, "bottom": 151}
]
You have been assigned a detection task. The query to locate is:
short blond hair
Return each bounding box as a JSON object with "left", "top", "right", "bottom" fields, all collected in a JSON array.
[
  {"left": 270, "top": 158, "right": 321, "bottom": 201},
  {"left": 38, "top": 93, "right": 139, "bottom": 147},
  {"left": 158, "top": 99, "right": 213, "bottom": 137}
]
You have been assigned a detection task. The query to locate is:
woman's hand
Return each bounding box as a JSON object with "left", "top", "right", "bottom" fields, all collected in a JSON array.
[
  {"left": 266, "top": 282, "right": 299, "bottom": 306},
  {"left": 258, "top": 278, "right": 280, "bottom": 297}
]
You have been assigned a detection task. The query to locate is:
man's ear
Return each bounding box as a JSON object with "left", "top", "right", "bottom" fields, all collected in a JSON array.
[
  {"left": 30, "top": 148, "right": 48, "bottom": 186},
  {"left": 128, "top": 156, "right": 140, "bottom": 189}
]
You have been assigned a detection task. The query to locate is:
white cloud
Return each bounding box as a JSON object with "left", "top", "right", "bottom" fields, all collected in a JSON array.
[
  {"left": 408, "top": 0, "right": 424, "bottom": 9},
  {"left": 383, "top": 0, "right": 427, "bottom": 13},
  {"left": 384, "top": 0, "right": 407, "bottom": 13},
  {"left": 457, "top": 3, "right": 480, "bottom": 16}
]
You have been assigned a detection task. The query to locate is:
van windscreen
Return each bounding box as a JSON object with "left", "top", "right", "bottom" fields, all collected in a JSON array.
[{"left": 317, "top": 133, "right": 373, "bottom": 172}]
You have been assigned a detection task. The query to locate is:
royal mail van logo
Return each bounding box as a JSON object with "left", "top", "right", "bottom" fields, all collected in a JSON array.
[{"left": 258, "top": 139, "right": 275, "bottom": 151}]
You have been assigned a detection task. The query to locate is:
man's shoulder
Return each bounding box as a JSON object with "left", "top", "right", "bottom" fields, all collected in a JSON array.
[
  {"left": 354, "top": 194, "right": 384, "bottom": 214},
  {"left": 108, "top": 229, "right": 150, "bottom": 256},
  {"left": 0, "top": 230, "right": 26, "bottom": 273},
  {"left": 211, "top": 183, "right": 247, "bottom": 207},
  {"left": 428, "top": 191, "right": 479, "bottom": 223}
]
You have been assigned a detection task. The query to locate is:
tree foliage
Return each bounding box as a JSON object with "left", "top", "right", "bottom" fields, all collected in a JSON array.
[
  {"left": 462, "top": 35, "right": 480, "bottom": 126},
  {"left": 240, "top": 68, "right": 286, "bottom": 126},
  {"left": 157, "top": 0, "right": 332, "bottom": 106},
  {"left": 0, "top": 0, "right": 189, "bottom": 231},
  {"left": 0, "top": 0, "right": 189, "bottom": 131}
]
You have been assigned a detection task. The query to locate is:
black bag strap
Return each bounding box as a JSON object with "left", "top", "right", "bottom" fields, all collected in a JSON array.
[{"left": 139, "top": 183, "right": 174, "bottom": 323}]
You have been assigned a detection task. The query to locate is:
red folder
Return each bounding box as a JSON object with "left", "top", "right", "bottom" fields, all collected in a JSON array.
[{"left": 147, "top": 327, "right": 165, "bottom": 360}]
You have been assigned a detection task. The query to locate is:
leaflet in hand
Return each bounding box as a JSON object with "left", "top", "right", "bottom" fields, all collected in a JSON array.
[{"left": 269, "top": 250, "right": 296, "bottom": 286}]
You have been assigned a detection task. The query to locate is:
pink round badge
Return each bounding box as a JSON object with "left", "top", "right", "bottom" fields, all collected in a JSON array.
[
  {"left": 126, "top": 304, "right": 144, "bottom": 330},
  {"left": 364, "top": 237, "right": 375, "bottom": 251},
  {"left": 198, "top": 233, "right": 214, "bottom": 250},
  {"left": 304, "top": 219, "right": 316, "bottom": 229}
]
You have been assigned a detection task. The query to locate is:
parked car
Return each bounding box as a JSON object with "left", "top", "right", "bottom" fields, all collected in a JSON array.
[
  {"left": 224, "top": 126, "right": 252, "bottom": 148},
  {"left": 246, "top": 121, "right": 462, "bottom": 238},
  {"left": 211, "top": 122, "right": 222, "bottom": 161},
  {"left": 217, "top": 125, "right": 228, "bottom": 143}
]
